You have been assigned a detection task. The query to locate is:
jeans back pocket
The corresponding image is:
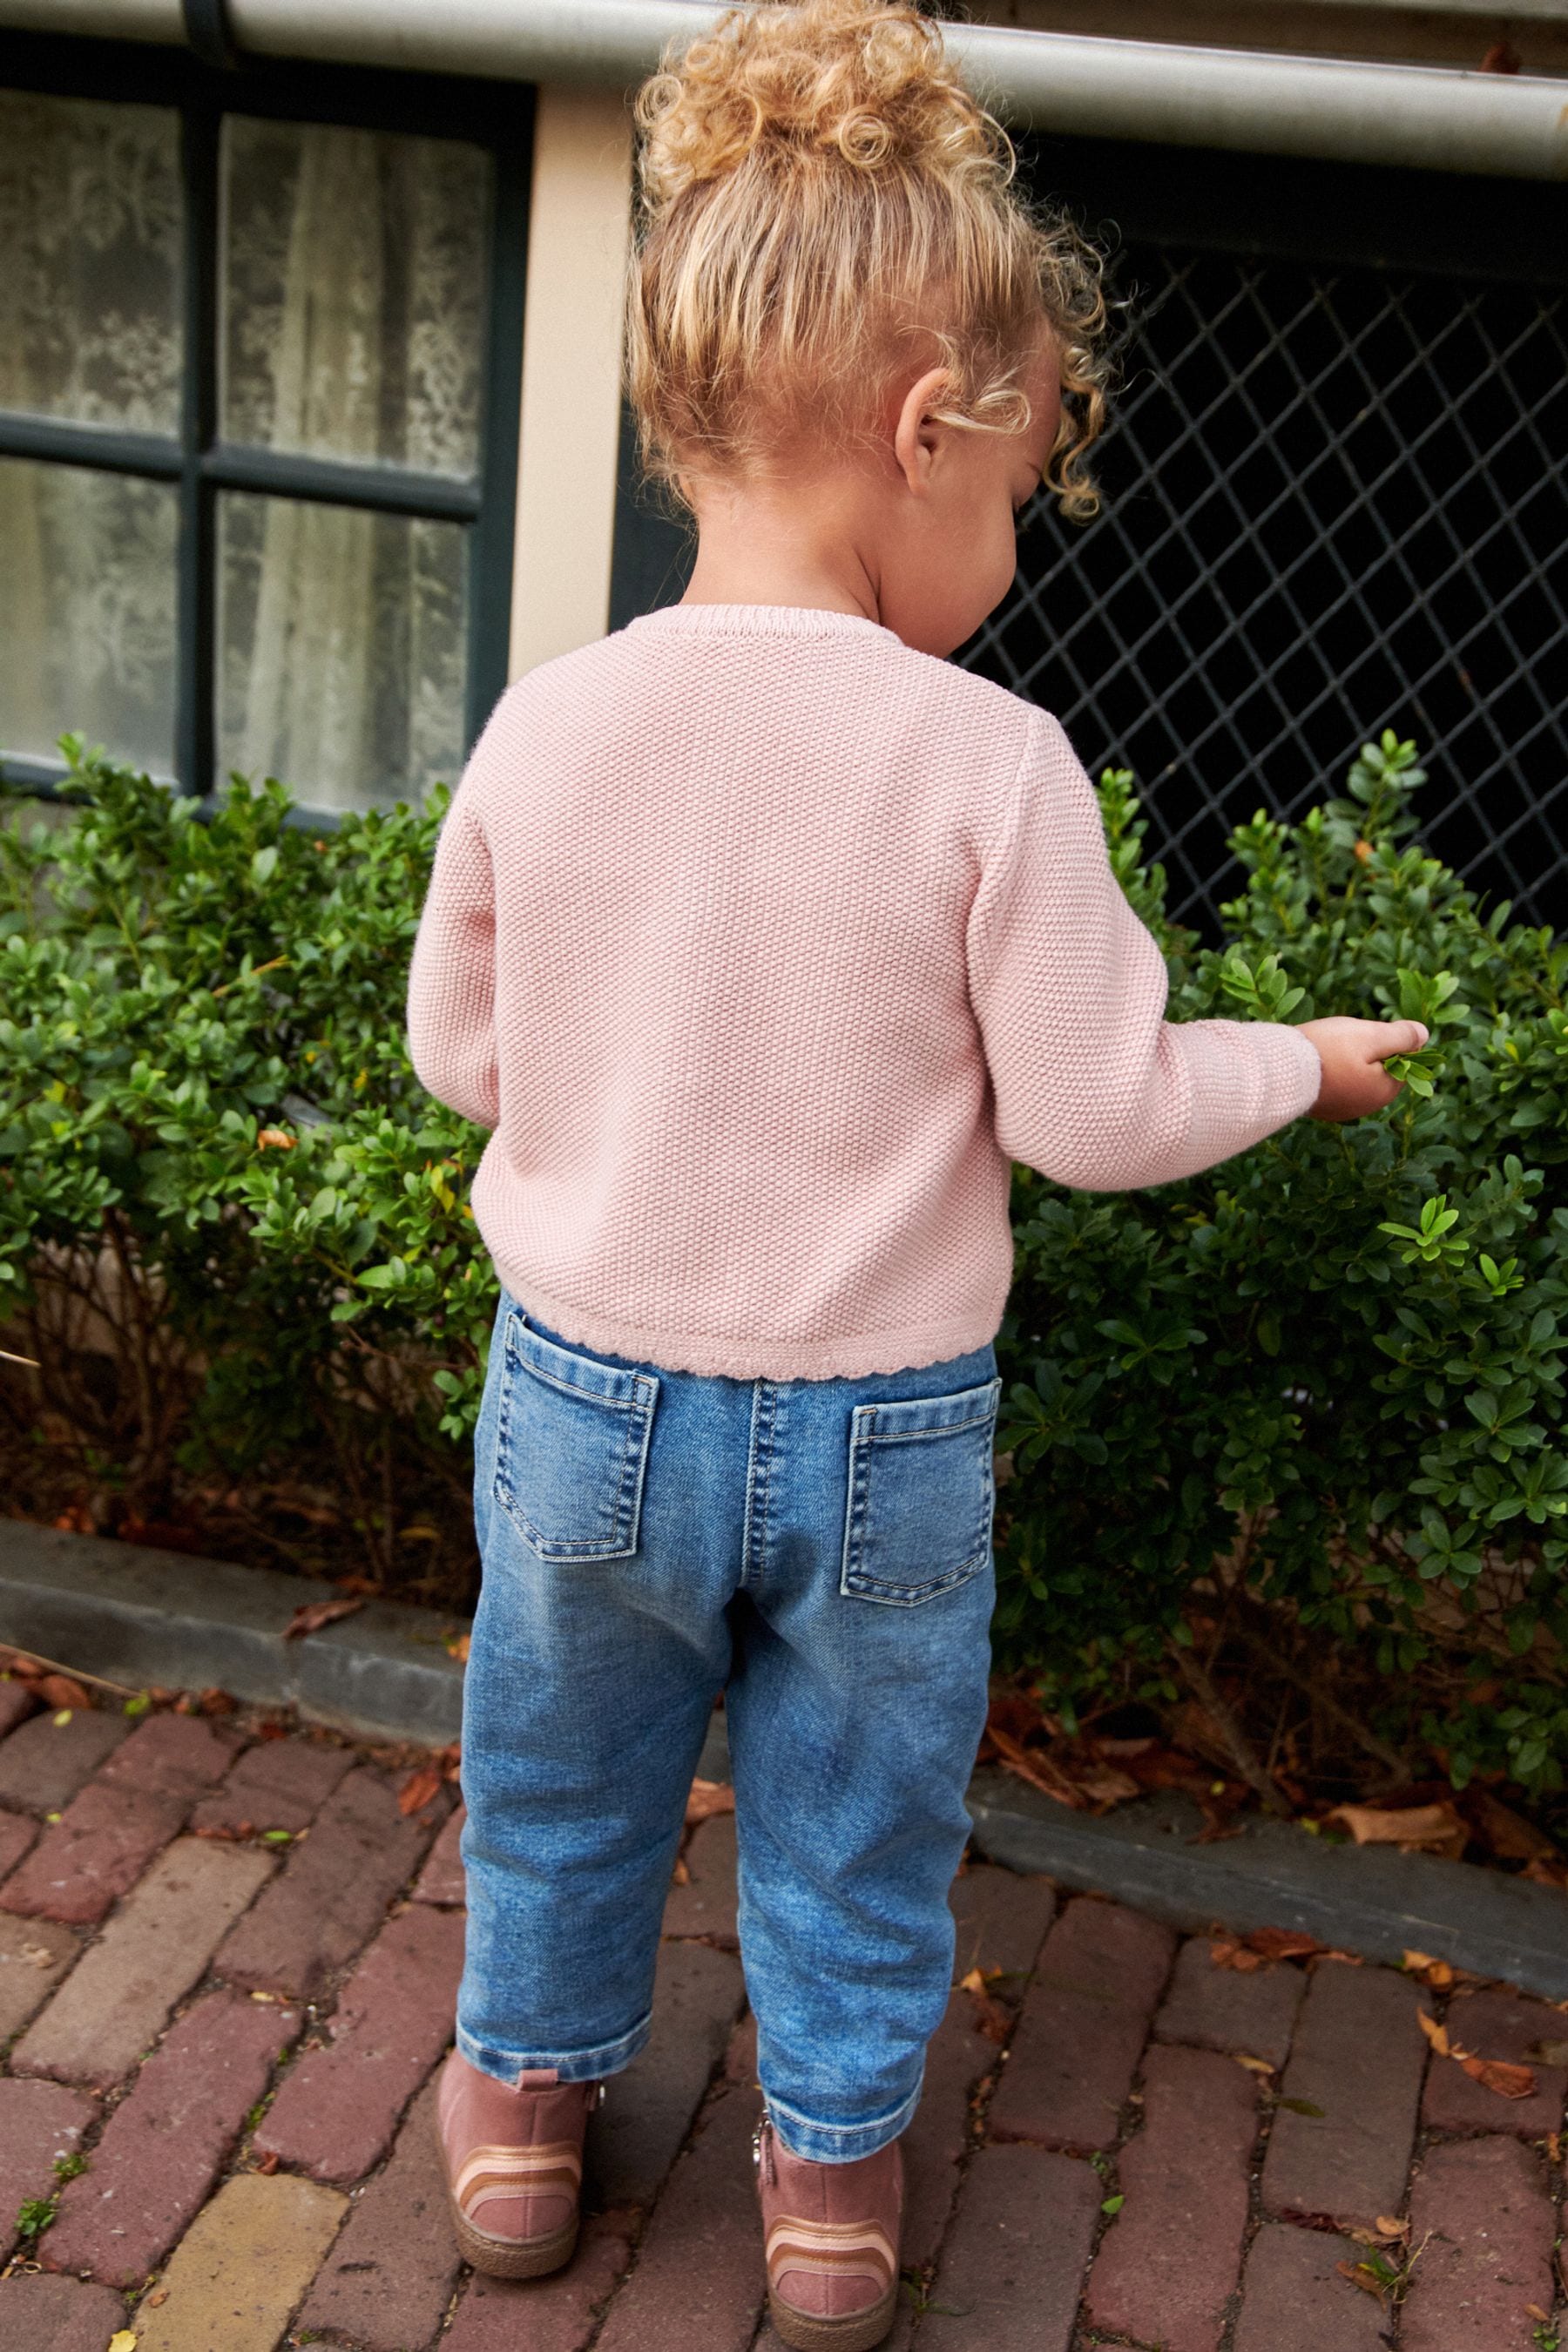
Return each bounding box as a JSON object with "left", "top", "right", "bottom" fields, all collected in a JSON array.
[
  {"left": 493, "top": 1310, "right": 659, "bottom": 1563},
  {"left": 840, "top": 1375, "right": 1002, "bottom": 1606}
]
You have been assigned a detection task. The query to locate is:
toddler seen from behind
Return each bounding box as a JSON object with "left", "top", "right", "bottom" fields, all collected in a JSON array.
[{"left": 408, "top": 3, "right": 1427, "bottom": 2342}]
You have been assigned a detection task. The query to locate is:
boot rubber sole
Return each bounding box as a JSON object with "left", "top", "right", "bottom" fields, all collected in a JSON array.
[
  {"left": 449, "top": 2187, "right": 579, "bottom": 2279},
  {"left": 766, "top": 2280, "right": 899, "bottom": 2352}
]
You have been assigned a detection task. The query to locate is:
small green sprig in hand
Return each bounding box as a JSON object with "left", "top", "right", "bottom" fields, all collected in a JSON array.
[{"left": 1382, "top": 967, "right": 1457, "bottom": 1098}]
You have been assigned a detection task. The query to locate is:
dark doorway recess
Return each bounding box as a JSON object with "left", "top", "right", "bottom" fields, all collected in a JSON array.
[{"left": 611, "top": 136, "right": 1568, "bottom": 936}]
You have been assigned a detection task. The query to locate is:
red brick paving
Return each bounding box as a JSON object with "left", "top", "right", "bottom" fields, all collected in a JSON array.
[
  {"left": 1422, "top": 1984, "right": 1568, "bottom": 2139},
  {"left": 0, "top": 1698, "right": 1565, "bottom": 2350},
  {"left": 0, "top": 1806, "right": 37, "bottom": 1883},
  {"left": 0, "top": 2077, "right": 96, "bottom": 2260},
  {"left": 987, "top": 1896, "right": 1176, "bottom": 2151},
  {"left": 900, "top": 1989, "right": 1002, "bottom": 2274},
  {"left": 0, "top": 1708, "right": 127, "bottom": 1814},
  {"left": 1, "top": 1781, "right": 188, "bottom": 1924},
  {"left": 188, "top": 1729, "right": 355, "bottom": 1836},
  {"left": 593, "top": 2075, "right": 764, "bottom": 2352},
  {"left": 948, "top": 1861, "right": 1056, "bottom": 1985},
  {"left": 1232, "top": 2220, "right": 1392, "bottom": 2352},
  {"left": 294, "top": 2077, "right": 463, "bottom": 2351},
  {"left": 1261, "top": 1957, "right": 1431, "bottom": 2227},
  {"left": 254, "top": 1900, "right": 463, "bottom": 2184},
  {"left": 10, "top": 1835, "right": 274, "bottom": 2091},
  {"left": 0, "top": 1912, "right": 78, "bottom": 2040},
  {"left": 98, "top": 1709, "right": 236, "bottom": 1798},
  {"left": 916, "top": 2141, "right": 1101, "bottom": 2351},
  {"left": 214, "top": 1762, "right": 449, "bottom": 1997},
  {"left": 1153, "top": 1933, "right": 1307, "bottom": 2068},
  {"left": 44, "top": 1986, "right": 301, "bottom": 2287},
  {"left": 0, "top": 1680, "right": 40, "bottom": 1740},
  {"left": 589, "top": 1939, "right": 748, "bottom": 2207},
  {"left": 1401, "top": 2133, "right": 1558, "bottom": 2351},
  {"left": 411, "top": 1795, "right": 467, "bottom": 1905},
  {"left": 0, "top": 2269, "right": 129, "bottom": 2349},
  {"left": 1, "top": 1715, "right": 239, "bottom": 1926},
  {"left": 1084, "top": 2042, "right": 1258, "bottom": 2352},
  {"left": 443, "top": 2213, "right": 636, "bottom": 2350}
]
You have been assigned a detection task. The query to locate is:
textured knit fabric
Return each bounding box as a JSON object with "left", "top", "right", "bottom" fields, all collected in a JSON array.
[{"left": 406, "top": 601, "right": 1322, "bottom": 1380}]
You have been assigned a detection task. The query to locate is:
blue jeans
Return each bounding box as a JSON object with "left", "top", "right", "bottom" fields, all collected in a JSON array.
[{"left": 456, "top": 1291, "right": 1001, "bottom": 2164}]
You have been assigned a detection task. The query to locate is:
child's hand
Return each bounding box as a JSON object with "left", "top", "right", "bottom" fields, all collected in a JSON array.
[{"left": 1296, "top": 1017, "right": 1431, "bottom": 1122}]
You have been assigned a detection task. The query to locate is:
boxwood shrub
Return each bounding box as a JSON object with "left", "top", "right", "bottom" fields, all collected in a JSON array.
[{"left": 4, "top": 733, "right": 1568, "bottom": 1797}]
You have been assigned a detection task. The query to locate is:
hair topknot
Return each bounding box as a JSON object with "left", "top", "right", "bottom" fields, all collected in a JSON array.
[
  {"left": 625, "top": 0, "right": 1111, "bottom": 522},
  {"left": 638, "top": 0, "right": 987, "bottom": 204}
]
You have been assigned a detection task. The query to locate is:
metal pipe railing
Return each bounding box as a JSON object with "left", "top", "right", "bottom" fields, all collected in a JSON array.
[{"left": 3, "top": 0, "right": 1565, "bottom": 179}]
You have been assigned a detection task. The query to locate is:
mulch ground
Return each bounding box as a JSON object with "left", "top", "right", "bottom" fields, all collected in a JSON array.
[{"left": 0, "top": 1671, "right": 1564, "bottom": 2351}]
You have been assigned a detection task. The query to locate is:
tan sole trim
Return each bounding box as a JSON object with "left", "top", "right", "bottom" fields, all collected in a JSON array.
[
  {"left": 767, "top": 2281, "right": 899, "bottom": 2352},
  {"left": 449, "top": 2187, "right": 579, "bottom": 2280}
]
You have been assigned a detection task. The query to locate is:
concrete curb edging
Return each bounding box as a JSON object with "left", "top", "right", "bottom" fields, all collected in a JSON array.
[
  {"left": 966, "top": 1767, "right": 1568, "bottom": 2004},
  {"left": 0, "top": 1519, "right": 466, "bottom": 1745},
  {"left": 8, "top": 1520, "right": 1568, "bottom": 2000}
]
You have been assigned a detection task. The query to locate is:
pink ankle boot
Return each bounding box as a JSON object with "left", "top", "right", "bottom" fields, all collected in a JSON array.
[
  {"left": 754, "top": 2112, "right": 903, "bottom": 2351},
  {"left": 436, "top": 2048, "right": 600, "bottom": 2278}
]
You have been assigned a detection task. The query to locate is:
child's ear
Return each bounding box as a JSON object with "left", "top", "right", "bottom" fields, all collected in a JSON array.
[{"left": 893, "top": 365, "right": 956, "bottom": 497}]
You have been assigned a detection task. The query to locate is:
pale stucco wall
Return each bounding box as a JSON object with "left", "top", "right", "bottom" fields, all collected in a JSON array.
[{"left": 508, "top": 83, "right": 636, "bottom": 679}]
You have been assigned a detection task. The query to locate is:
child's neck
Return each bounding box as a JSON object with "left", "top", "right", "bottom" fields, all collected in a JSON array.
[{"left": 677, "top": 484, "right": 883, "bottom": 625}]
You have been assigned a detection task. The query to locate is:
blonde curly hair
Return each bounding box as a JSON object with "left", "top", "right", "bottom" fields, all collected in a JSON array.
[{"left": 625, "top": 0, "right": 1111, "bottom": 524}]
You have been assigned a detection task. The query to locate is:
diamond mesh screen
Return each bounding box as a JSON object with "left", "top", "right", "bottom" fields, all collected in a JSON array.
[{"left": 959, "top": 247, "right": 1568, "bottom": 936}]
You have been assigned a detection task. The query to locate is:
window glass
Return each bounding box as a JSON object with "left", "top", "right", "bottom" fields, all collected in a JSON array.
[
  {"left": 0, "top": 91, "right": 183, "bottom": 434},
  {"left": 217, "top": 490, "right": 470, "bottom": 810},
  {"left": 0, "top": 456, "right": 179, "bottom": 772},
  {"left": 220, "top": 118, "right": 490, "bottom": 479}
]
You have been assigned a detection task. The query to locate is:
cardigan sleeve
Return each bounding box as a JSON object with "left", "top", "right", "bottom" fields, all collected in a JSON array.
[
  {"left": 965, "top": 708, "right": 1322, "bottom": 1192},
  {"left": 406, "top": 794, "right": 500, "bottom": 1130}
]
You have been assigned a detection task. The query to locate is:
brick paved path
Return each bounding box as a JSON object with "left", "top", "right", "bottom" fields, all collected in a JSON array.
[{"left": 0, "top": 1686, "right": 1564, "bottom": 2349}]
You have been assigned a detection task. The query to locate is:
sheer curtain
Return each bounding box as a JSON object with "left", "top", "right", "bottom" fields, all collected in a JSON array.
[
  {"left": 219, "top": 118, "right": 490, "bottom": 810},
  {"left": 0, "top": 91, "right": 182, "bottom": 774},
  {"left": 0, "top": 89, "right": 490, "bottom": 807}
]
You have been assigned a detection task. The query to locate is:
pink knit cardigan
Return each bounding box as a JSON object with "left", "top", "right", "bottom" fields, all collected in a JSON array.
[{"left": 406, "top": 602, "right": 1321, "bottom": 1380}]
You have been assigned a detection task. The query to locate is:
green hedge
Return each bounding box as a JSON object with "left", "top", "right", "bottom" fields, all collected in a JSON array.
[{"left": 4, "top": 735, "right": 1568, "bottom": 1794}]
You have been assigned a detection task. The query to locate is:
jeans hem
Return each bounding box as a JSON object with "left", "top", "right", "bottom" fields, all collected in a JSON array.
[
  {"left": 762, "top": 2072, "right": 923, "bottom": 2164},
  {"left": 455, "top": 2008, "right": 652, "bottom": 2085}
]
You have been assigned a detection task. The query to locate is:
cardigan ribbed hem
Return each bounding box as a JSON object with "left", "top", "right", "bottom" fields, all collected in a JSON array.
[
  {"left": 496, "top": 1270, "right": 1004, "bottom": 1384},
  {"left": 625, "top": 599, "right": 901, "bottom": 645}
]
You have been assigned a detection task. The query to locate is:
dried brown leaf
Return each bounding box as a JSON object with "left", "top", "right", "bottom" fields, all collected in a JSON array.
[
  {"left": 1336, "top": 2258, "right": 1391, "bottom": 2304},
  {"left": 1245, "top": 1928, "right": 1322, "bottom": 1963},
  {"left": 1210, "top": 1937, "right": 1267, "bottom": 1974},
  {"left": 958, "top": 1966, "right": 1012, "bottom": 2045},
  {"left": 37, "top": 1674, "right": 91, "bottom": 1712},
  {"left": 398, "top": 1761, "right": 443, "bottom": 1817},
  {"left": 987, "top": 1725, "right": 1085, "bottom": 1810},
  {"left": 1458, "top": 2054, "right": 1536, "bottom": 2100},
  {"left": 281, "top": 1596, "right": 364, "bottom": 1641},
  {"left": 1465, "top": 1790, "right": 1561, "bottom": 1865},
  {"left": 1328, "top": 1801, "right": 1467, "bottom": 1858}
]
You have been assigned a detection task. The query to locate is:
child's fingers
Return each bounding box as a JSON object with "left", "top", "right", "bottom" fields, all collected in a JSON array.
[{"left": 1369, "top": 1018, "right": 1429, "bottom": 1064}]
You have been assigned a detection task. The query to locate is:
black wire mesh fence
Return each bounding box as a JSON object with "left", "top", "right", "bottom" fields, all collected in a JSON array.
[{"left": 960, "top": 245, "right": 1568, "bottom": 935}]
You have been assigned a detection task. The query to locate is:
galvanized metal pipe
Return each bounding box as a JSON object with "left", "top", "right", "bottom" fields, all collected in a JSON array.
[
  {"left": 1, "top": 0, "right": 185, "bottom": 37},
  {"left": 3, "top": 0, "right": 1566, "bottom": 179}
]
